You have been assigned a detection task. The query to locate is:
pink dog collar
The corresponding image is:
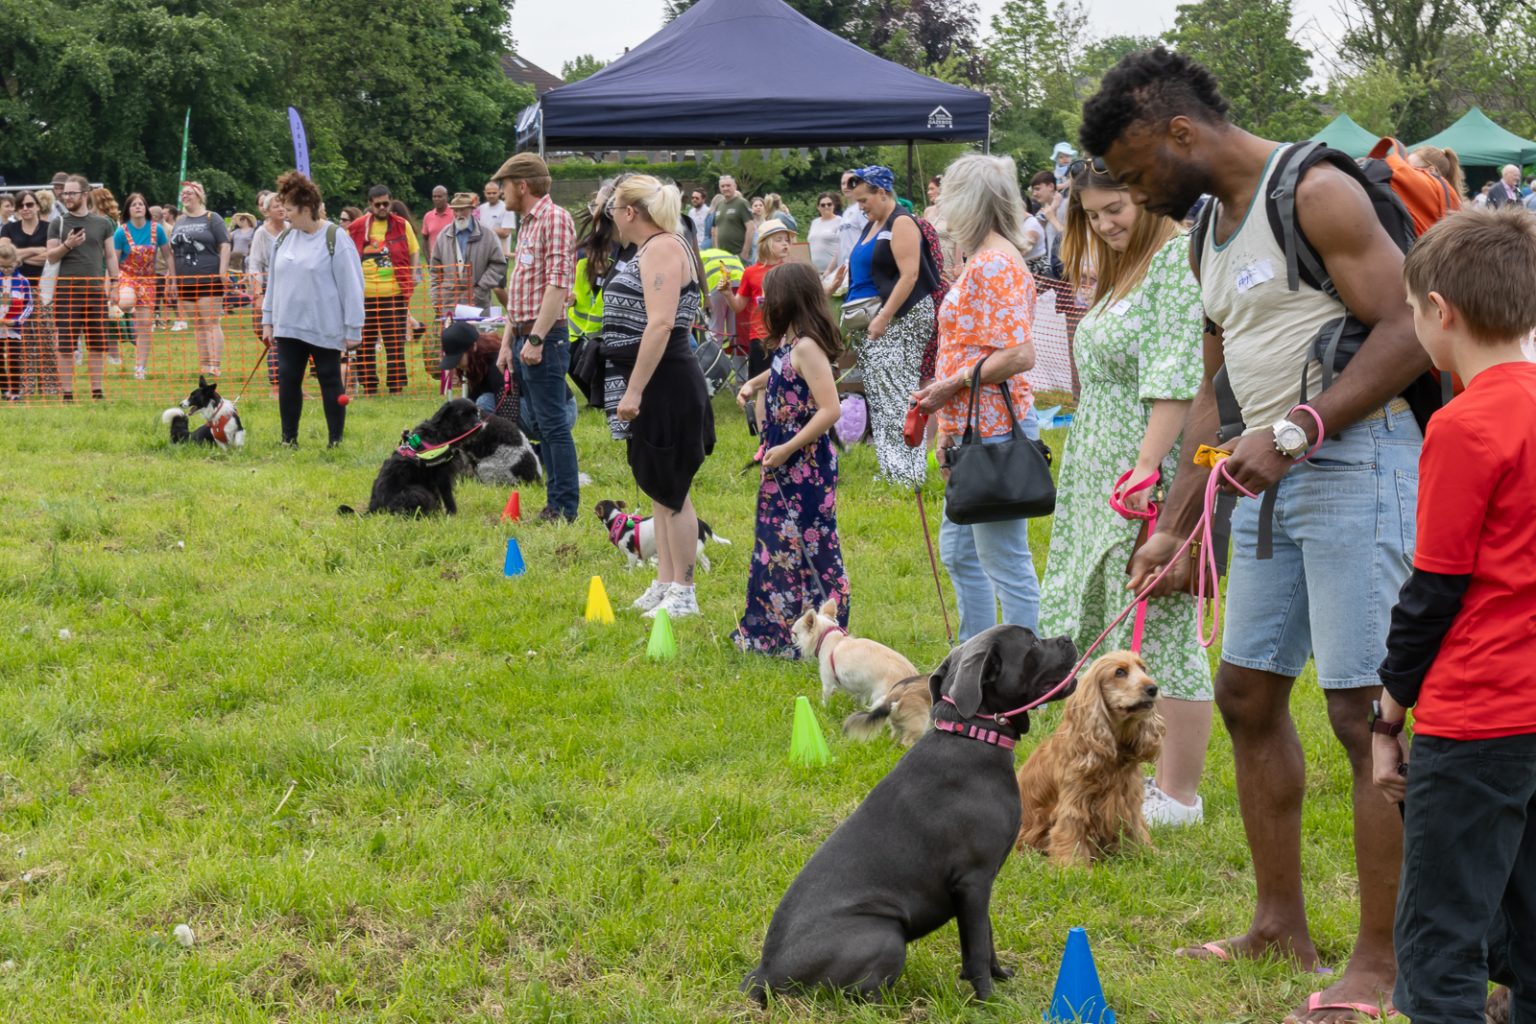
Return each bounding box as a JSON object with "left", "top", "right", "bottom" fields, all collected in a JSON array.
[{"left": 933, "top": 718, "right": 1015, "bottom": 751}]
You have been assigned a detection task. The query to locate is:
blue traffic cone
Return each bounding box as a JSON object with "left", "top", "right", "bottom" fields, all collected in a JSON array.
[
  {"left": 503, "top": 536, "right": 525, "bottom": 577},
  {"left": 1043, "top": 927, "right": 1115, "bottom": 1023}
]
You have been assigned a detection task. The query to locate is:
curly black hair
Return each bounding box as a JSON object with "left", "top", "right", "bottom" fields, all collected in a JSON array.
[{"left": 1079, "top": 47, "right": 1230, "bottom": 158}]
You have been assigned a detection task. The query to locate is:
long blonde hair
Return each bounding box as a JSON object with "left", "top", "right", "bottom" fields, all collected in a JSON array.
[
  {"left": 1061, "top": 166, "right": 1178, "bottom": 310},
  {"left": 1411, "top": 145, "right": 1467, "bottom": 198}
]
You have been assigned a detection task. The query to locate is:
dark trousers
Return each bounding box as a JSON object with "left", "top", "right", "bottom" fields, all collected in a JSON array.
[
  {"left": 356, "top": 295, "right": 408, "bottom": 394},
  {"left": 275, "top": 338, "right": 346, "bottom": 444},
  {"left": 54, "top": 282, "right": 106, "bottom": 355},
  {"left": 1395, "top": 731, "right": 1536, "bottom": 1023},
  {"left": 514, "top": 321, "right": 579, "bottom": 518}
]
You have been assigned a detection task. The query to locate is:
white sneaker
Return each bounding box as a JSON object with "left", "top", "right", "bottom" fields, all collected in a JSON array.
[
  {"left": 1143, "top": 782, "right": 1203, "bottom": 827},
  {"left": 649, "top": 584, "right": 699, "bottom": 619},
  {"left": 106, "top": 354, "right": 122, "bottom": 366},
  {"left": 631, "top": 580, "right": 671, "bottom": 612},
  {"left": 171, "top": 321, "right": 188, "bottom": 332},
  {"left": 74, "top": 345, "right": 84, "bottom": 365},
  {"left": 134, "top": 367, "right": 147, "bottom": 381}
]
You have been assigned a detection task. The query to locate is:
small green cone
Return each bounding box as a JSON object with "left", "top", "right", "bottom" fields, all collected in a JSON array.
[
  {"left": 646, "top": 608, "right": 677, "bottom": 661},
  {"left": 789, "top": 695, "right": 832, "bottom": 767}
]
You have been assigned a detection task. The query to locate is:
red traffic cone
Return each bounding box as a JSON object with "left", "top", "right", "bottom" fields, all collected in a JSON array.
[{"left": 501, "top": 490, "right": 521, "bottom": 522}]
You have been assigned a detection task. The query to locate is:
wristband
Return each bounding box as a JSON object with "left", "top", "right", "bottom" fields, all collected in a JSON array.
[{"left": 1288, "top": 403, "right": 1325, "bottom": 460}]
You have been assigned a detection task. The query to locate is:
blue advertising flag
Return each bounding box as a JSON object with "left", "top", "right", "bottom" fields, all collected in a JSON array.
[{"left": 287, "top": 107, "right": 310, "bottom": 177}]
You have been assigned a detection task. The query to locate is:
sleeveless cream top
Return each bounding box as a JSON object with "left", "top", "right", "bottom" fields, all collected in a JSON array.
[{"left": 1201, "top": 146, "right": 1346, "bottom": 434}]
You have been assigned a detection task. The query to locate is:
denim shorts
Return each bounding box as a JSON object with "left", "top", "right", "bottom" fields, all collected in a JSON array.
[{"left": 1221, "top": 403, "right": 1420, "bottom": 689}]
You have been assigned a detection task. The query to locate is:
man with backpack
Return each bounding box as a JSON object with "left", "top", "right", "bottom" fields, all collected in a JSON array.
[{"left": 1083, "top": 48, "right": 1434, "bottom": 1023}]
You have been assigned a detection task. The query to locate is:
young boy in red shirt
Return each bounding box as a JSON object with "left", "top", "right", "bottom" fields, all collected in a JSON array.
[{"left": 1375, "top": 206, "right": 1536, "bottom": 1022}]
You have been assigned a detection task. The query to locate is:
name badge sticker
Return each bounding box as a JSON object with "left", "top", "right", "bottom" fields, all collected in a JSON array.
[
  {"left": 876, "top": 231, "right": 894, "bottom": 241},
  {"left": 1109, "top": 299, "right": 1132, "bottom": 316},
  {"left": 519, "top": 250, "right": 534, "bottom": 266},
  {"left": 1234, "top": 258, "right": 1275, "bottom": 294}
]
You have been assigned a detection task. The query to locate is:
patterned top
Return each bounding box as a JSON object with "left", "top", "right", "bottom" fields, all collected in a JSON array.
[
  {"left": 600, "top": 234, "right": 701, "bottom": 367},
  {"left": 506, "top": 194, "right": 576, "bottom": 321},
  {"left": 935, "top": 250, "right": 1036, "bottom": 437}
]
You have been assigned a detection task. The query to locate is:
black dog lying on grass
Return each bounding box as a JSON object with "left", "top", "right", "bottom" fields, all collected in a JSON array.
[
  {"left": 338, "top": 399, "right": 486, "bottom": 516},
  {"left": 743, "top": 625, "right": 1079, "bottom": 1004}
]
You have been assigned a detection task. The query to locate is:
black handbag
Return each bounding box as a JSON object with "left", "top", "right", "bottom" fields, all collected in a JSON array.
[{"left": 943, "top": 355, "right": 1056, "bottom": 524}]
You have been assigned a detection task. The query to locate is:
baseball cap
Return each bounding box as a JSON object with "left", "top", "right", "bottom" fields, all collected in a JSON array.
[{"left": 439, "top": 320, "right": 480, "bottom": 371}]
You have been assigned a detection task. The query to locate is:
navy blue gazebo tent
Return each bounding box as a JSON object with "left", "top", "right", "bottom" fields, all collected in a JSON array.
[{"left": 523, "top": 0, "right": 991, "bottom": 152}]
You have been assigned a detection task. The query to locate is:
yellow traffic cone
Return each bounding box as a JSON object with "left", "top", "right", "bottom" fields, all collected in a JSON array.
[{"left": 585, "top": 576, "right": 615, "bottom": 624}]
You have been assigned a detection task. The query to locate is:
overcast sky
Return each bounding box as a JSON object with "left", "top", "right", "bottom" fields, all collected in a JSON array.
[{"left": 511, "top": 0, "right": 1347, "bottom": 83}]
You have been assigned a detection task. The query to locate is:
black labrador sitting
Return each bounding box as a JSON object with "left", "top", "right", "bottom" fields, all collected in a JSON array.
[
  {"left": 338, "top": 398, "right": 485, "bottom": 516},
  {"left": 743, "top": 625, "right": 1079, "bottom": 1004}
]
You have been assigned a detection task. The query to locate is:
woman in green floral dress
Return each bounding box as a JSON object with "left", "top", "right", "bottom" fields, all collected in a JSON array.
[{"left": 1040, "top": 163, "right": 1212, "bottom": 828}]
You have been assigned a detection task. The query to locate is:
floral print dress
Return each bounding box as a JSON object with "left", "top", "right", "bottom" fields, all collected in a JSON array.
[
  {"left": 734, "top": 338, "right": 850, "bottom": 658},
  {"left": 1039, "top": 234, "right": 1213, "bottom": 701}
]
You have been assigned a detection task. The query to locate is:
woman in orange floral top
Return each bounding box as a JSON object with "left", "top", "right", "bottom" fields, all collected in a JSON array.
[{"left": 912, "top": 154, "right": 1043, "bottom": 642}]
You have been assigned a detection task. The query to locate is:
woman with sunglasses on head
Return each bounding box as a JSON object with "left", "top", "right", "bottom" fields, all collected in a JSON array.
[
  {"left": 807, "top": 192, "right": 841, "bottom": 275},
  {"left": 602, "top": 175, "right": 716, "bottom": 621},
  {"left": 113, "top": 192, "right": 170, "bottom": 380},
  {"left": 1039, "top": 158, "right": 1213, "bottom": 827},
  {"left": 169, "top": 181, "right": 231, "bottom": 376}
]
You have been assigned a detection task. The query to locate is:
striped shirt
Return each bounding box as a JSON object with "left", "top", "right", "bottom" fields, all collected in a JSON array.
[{"left": 507, "top": 194, "right": 575, "bottom": 322}]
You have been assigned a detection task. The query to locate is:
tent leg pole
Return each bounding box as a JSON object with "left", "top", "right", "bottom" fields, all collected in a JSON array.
[
  {"left": 906, "top": 141, "right": 915, "bottom": 202},
  {"left": 539, "top": 123, "right": 545, "bottom": 159}
]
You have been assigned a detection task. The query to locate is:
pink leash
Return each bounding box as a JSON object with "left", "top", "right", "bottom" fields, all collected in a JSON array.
[
  {"left": 947, "top": 461, "right": 1258, "bottom": 729},
  {"left": 1109, "top": 469, "right": 1160, "bottom": 653}
]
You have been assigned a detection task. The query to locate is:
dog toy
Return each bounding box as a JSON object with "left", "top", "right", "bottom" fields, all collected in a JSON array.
[
  {"left": 173, "top": 924, "right": 195, "bottom": 948},
  {"left": 789, "top": 695, "right": 831, "bottom": 767},
  {"left": 585, "top": 576, "right": 615, "bottom": 624},
  {"left": 646, "top": 608, "right": 677, "bottom": 660},
  {"left": 1192, "top": 444, "right": 1230, "bottom": 469},
  {"left": 337, "top": 394, "right": 351, "bottom": 407},
  {"left": 1045, "top": 927, "right": 1115, "bottom": 1023}
]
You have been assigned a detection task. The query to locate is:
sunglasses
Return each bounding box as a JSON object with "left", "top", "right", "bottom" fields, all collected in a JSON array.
[
  {"left": 372, "top": 202, "right": 391, "bottom": 209},
  {"left": 818, "top": 201, "right": 833, "bottom": 207},
  {"left": 1068, "top": 157, "right": 1109, "bottom": 177},
  {"left": 18, "top": 201, "right": 36, "bottom": 209}
]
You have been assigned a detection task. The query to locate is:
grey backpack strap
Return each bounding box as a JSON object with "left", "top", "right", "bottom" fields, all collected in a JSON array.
[
  {"left": 325, "top": 222, "right": 338, "bottom": 257},
  {"left": 1271, "top": 142, "right": 1335, "bottom": 297},
  {"left": 274, "top": 228, "right": 292, "bottom": 254},
  {"left": 1211, "top": 364, "right": 1246, "bottom": 443}
]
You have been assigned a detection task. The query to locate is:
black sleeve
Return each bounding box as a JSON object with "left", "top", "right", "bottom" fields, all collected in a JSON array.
[{"left": 1378, "top": 568, "right": 1472, "bottom": 708}]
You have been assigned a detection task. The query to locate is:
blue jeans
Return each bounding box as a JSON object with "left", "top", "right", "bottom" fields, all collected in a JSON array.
[
  {"left": 473, "top": 391, "right": 497, "bottom": 417},
  {"left": 1221, "top": 402, "right": 1420, "bottom": 687},
  {"left": 939, "top": 407, "right": 1042, "bottom": 643},
  {"left": 515, "top": 322, "right": 580, "bottom": 518}
]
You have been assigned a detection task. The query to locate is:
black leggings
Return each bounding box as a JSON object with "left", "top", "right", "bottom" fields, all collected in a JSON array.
[{"left": 275, "top": 337, "right": 345, "bottom": 444}]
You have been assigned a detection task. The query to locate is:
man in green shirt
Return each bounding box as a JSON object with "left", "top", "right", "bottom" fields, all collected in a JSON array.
[{"left": 711, "top": 175, "right": 753, "bottom": 263}]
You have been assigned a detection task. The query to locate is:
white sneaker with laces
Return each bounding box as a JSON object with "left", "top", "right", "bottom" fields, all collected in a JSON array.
[
  {"left": 1143, "top": 782, "right": 1203, "bottom": 827},
  {"left": 171, "top": 321, "right": 188, "bottom": 332},
  {"left": 647, "top": 584, "right": 699, "bottom": 619},
  {"left": 631, "top": 580, "right": 671, "bottom": 612}
]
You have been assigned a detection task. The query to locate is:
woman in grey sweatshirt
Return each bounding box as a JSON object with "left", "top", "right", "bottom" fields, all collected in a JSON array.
[{"left": 262, "top": 172, "right": 366, "bottom": 446}]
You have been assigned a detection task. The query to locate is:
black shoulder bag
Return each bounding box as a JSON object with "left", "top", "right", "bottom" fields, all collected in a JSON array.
[{"left": 943, "top": 354, "right": 1056, "bottom": 524}]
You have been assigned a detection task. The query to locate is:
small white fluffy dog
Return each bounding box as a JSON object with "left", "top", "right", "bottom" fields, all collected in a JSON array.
[{"left": 792, "top": 598, "right": 919, "bottom": 707}]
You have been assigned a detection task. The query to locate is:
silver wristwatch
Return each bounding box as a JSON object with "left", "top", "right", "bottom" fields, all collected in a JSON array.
[{"left": 1271, "top": 418, "right": 1309, "bottom": 459}]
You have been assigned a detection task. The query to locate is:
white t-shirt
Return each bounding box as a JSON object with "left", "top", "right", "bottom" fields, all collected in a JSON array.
[
  {"left": 687, "top": 205, "right": 710, "bottom": 247},
  {"left": 1021, "top": 217, "right": 1047, "bottom": 261},
  {"left": 807, "top": 216, "right": 840, "bottom": 273},
  {"left": 476, "top": 200, "right": 516, "bottom": 252}
]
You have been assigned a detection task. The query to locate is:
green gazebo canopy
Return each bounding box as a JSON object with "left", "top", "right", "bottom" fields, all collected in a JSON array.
[
  {"left": 1410, "top": 107, "right": 1536, "bottom": 167},
  {"left": 1311, "top": 113, "right": 1379, "bottom": 158}
]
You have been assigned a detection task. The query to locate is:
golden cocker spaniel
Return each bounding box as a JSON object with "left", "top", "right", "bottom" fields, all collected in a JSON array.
[{"left": 1015, "top": 651, "right": 1165, "bottom": 866}]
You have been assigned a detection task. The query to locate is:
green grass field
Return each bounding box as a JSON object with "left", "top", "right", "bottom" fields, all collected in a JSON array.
[{"left": 0, "top": 391, "right": 1362, "bottom": 1022}]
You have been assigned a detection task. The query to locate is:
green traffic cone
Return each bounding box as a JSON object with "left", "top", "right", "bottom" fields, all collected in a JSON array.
[
  {"left": 646, "top": 607, "right": 677, "bottom": 660},
  {"left": 789, "top": 695, "right": 832, "bottom": 767}
]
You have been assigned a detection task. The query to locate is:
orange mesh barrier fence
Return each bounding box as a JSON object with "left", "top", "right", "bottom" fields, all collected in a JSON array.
[
  {"left": 0, "top": 266, "right": 500, "bottom": 405},
  {"left": 0, "top": 269, "right": 1088, "bottom": 406}
]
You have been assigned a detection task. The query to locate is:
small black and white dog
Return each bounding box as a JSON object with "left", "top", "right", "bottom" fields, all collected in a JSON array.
[
  {"left": 593, "top": 498, "right": 731, "bottom": 571},
  {"left": 161, "top": 376, "right": 245, "bottom": 448},
  {"left": 339, "top": 399, "right": 484, "bottom": 516},
  {"left": 459, "top": 412, "right": 542, "bottom": 487}
]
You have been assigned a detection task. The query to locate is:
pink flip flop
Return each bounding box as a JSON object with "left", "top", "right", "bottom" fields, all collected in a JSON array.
[
  {"left": 1179, "top": 940, "right": 1333, "bottom": 974},
  {"left": 1288, "top": 991, "right": 1399, "bottom": 1022}
]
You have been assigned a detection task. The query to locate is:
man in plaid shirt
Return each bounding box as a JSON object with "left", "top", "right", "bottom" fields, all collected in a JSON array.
[{"left": 494, "top": 153, "right": 580, "bottom": 523}]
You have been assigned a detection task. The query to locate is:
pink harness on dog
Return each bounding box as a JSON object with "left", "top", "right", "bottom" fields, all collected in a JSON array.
[
  {"left": 608, "top": 512, "right": 644, "bottom": 553},
  {"left": 813, "top": 625, "right": 847, "bottom": 687},
  {"left": 933, "top": 718, "right": 1016, "bottom": 751}
]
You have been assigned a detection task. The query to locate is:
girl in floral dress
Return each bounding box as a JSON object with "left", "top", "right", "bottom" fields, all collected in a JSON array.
[
  {"left": 1040, "top": 162, "right": 1212, "bottom": 827},
  {"left": 733, "top": 263, "right": 849, "bottom": 658}
]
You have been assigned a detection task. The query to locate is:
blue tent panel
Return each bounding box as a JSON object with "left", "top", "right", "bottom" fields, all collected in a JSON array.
[{"left": 538, "top": 0, "right": 990, "bottom": 148}]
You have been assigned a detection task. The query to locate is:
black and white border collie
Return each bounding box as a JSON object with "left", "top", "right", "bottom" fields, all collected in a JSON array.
[
  {"left": 161, "top": 376, "right": 245, "bottom": 448},
  {"left": 593, "top": 498, "right": 731, "bottom": 571}
]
